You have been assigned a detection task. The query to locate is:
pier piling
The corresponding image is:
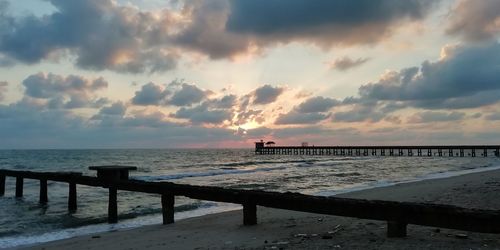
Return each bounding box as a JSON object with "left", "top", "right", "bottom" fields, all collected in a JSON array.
[
  {"left": 243, "top": 202, "right": 257, "bottom": 225},
  {"left": 39, "top": 179, "right": 48, "bottom": 204},
  {"left": 68, "top": 182, "right": 77, "bottom": 211},
  {"left": 161, "top": 194, "right": 175, "bottom": 224},
  {"left": 15, "top": 177, "right": 23, "bottom": 197},
  {"left": 108, "top": 187, "right": 118, "bottom": 223},
  {"left": 0, "top": 174, "right": 5, "bottom": 196}
]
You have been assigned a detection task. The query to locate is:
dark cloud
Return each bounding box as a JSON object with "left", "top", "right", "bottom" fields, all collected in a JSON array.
[
  {"left": 0, "top": 81, "right": 7, "bottom": 101},
  {"left": 0, "top": 99, "right": 245, "bottom": 148},
  {"left": 227, "top": 0, "right": 435, "bottom": 47},
  {"left": 131, "top": 82, "right": 170, "bottom": 106},
  {"left": 0, "top": 0, "right": 439, "bottom": 68},
  {"left": 21, "top": 72, "right": 108, "bottom": 109},
  {"left": 205, "top": 94, "right": 238, "bottom": 109},
  {"left": 0, "top": 99, "right": 87, "bottom": 147},
  {"left": 245, "top": 127, "right": 273, "bottom": 137},
  {"left": 470, "top": 113, "right": 482, "bottom": 119},
  {"left": 407, "top": 111, "right": 466, "bottom": 123},
  {"left": 329, "top": 57, "right": 370, "bottom": 71},
  {"left": 171, "top": 104, "right": 233, "bottom": 124},
  {"left": 90, "top": 101, "right": 127, "bottom": 127},
  {"left": 234, "top": 109, "right": 264, "bottom": 126},
  {"left": 275, "top": 111, "right": 330, "bottom": 125},
  {"left": 0, "top": 0, "right": 178, "bottom": 73},
  {"left": 333, "top": 104, "right": 385, "bottom": 123},
  {"left": 121, "top": 110, "right": 169, "bottom": 128},
  {"left": 446, "top": 0, "right": 500, "bottom": 42},
  {"left": 99, "top": 102, "right": 127, "bottom": 116},
  {"left": 272, "top": 96, "right": 339, "bottom": 125},
  {"left": 485, "top": 112, "right": 500, "bottom": 121},
  {"left": 252, "top": 85, "right": 284, "bottom": 105},
  {"left": 168, "top": 83, "right": 210, "bottom": 107},
  {"left": 171, "top": 0, "right": 438, "bottom": 59},
  {"left": 171, "top": 0, "right": 255, "bottom": 59},
  {"left": 358, "top": 43, "right": 500, "bottom": 109},
  {"left": 296, "top": 96, "right": 339, "bottom": 113},
  {"left": 411, "top": 90, "right": 500, "bottom": 110},
  {"left": 0, "top": 54, "right": 15, "bottom": 67},
  {"left": 384, "top": 115, "right": 402, "bottom": 124}
]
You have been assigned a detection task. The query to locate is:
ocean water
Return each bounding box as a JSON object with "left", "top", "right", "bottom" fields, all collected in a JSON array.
[{"left": 0, "top": 149, "right": 499, "bottom": 248}]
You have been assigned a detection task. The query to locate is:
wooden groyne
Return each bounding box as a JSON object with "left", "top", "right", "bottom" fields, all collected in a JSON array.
[
  {"left": 1, "top": 167, "right": 500, "bottom": 237},
  {"left": 255, "top": 143, "right": 500, "bottom": 157}
]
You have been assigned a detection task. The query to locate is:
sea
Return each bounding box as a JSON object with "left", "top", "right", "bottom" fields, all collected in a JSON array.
[{"left": 1, "top": 149, "right": 500, "bottom": 248}]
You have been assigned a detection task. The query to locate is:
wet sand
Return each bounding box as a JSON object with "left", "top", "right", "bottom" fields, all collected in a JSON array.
[{"left": 17, "top": 169, "right": 500, "bottom": 250}]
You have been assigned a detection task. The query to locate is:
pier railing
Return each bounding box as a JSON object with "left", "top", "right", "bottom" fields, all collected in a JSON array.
[
  {"left": 1, "top": 168, "right": 500, "bottom": 237},
  {"left": 255, "top": 145, "right": 500, "bottom": 157}
]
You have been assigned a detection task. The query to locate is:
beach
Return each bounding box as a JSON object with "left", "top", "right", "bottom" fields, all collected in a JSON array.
[{"left": 16, "top": 168, "right": 500, "bottom": 250}]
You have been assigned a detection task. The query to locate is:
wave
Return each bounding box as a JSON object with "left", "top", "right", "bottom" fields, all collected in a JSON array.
[
  {"left": 166, "top": 157, "right": 343, "bottom": 169},
  {"left": 133, "top": 165, "right": 288, "bottom": 181},
  {"left": 0, "top": 202, "right": 240, "bottom": 249}
]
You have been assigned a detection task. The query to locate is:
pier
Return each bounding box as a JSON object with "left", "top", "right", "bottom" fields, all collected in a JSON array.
[
  {"left": 255, "top": 142, "right": 500, "bottom": 157},
  {"left": 1, "top": 167, "right": 500, "bottom": 238}
]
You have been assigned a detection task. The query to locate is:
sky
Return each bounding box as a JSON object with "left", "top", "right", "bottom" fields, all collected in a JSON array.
[{"left": 0, "top": 0, "right": 499, "bottom": 149}]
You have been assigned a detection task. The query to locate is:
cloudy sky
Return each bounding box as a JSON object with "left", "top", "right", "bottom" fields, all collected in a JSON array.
[{"left": 0, "top": 0, "right": 499, "bottom": 148}]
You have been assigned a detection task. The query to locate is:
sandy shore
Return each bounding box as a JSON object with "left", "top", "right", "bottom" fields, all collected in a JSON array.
[{"left": 16, "top": 169, "right": 500, "bottom": 250}]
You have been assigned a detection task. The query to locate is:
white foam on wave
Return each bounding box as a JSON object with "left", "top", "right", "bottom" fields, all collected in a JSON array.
[{"left": 0, "top": 202, "right": 241, "bottom": 249}]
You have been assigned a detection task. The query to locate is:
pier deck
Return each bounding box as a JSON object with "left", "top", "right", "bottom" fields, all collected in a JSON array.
[{"left": 255, "top": 145, "right": 500, "bottom": 157}]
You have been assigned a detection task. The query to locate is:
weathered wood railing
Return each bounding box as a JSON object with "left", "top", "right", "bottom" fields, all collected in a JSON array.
[{"left": 1, "top": 168, "right": 500, "bottom": 237}]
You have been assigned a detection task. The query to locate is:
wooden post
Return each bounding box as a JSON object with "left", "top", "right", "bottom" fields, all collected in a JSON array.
[
  {"left": 243, "top": 202, "right": 257, "bottom": 225},
  {"left": 108, "top": 187, "right": 118, "bottom": 223},
  {"left": 387, "top": 221, "right": 407, "bottom": 237},
  {"left": 68, "top": 182, "right": 77, "bottom": 211},
  {"left": 0, "top": 174, "right": 5, "bottom": 196},
  {"left": 39, "top": 179, "right": 48, "bottom": 204},
  {"left": 15, "top": 177, "right": 23, "bottom": 197},
  {"left": 161, "top": 194, "right": 175, "bottom": 224}
]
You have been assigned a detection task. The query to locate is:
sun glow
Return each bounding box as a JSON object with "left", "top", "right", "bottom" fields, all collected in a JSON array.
[{"left": 239, "top": 121, "right": 261, "bottom": 130}]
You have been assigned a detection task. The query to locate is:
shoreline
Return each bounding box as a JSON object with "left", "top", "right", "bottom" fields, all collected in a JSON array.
[
  {"left": 11, "top": 167, "right": 500, "bottom": 249},
  {"left": 2, "top": 163, "right": 498, "bottom": 248}
]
